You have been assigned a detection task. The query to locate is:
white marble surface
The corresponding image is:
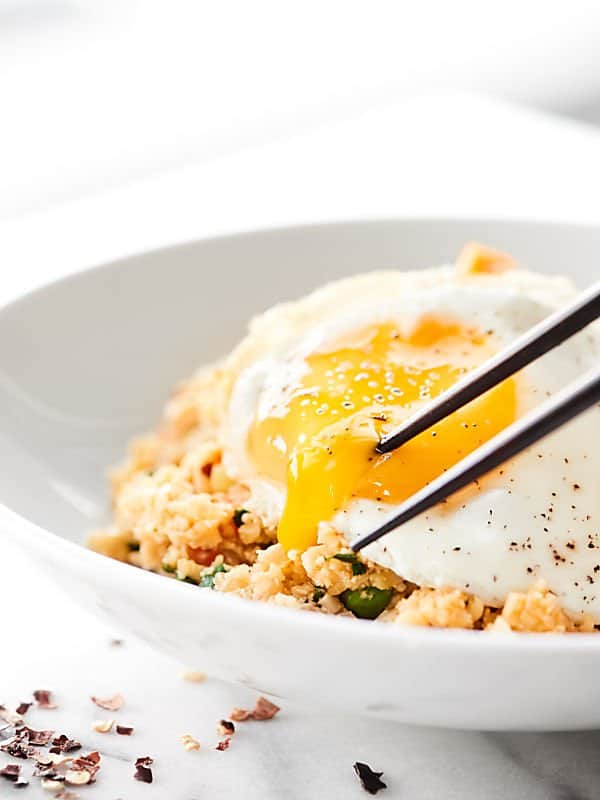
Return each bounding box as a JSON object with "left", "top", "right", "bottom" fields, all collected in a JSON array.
[
  {"left": 4, "top": 94, "right": 600, "bottom": 798},
  {"left": 4, "top": 577, "right": 600, "bottom": 799},
  {"left": 4, "top": 629, "right": 600, "bottom": 800}
]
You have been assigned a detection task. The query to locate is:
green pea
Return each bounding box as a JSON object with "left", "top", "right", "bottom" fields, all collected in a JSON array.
[{"left": 340, "top": 587, "right": 393, "bottom": 619}]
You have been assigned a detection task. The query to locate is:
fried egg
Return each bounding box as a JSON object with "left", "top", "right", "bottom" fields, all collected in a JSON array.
[{"left": 221, "top": 251, "right": 600, "bottom": 619}]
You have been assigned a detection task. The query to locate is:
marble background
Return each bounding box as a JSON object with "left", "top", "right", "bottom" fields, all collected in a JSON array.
[{"left": 3, "top": 563, "right": 600, "bottom": 800}]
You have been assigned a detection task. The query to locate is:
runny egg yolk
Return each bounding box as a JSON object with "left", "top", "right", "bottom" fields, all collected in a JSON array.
[{"left": 247, "top": 318, "right": 517, "bottom": 552}]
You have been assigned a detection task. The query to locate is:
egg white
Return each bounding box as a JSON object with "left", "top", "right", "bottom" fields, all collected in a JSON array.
[{"left": 222, "top": 267, "right": 600, "bottom": 619}]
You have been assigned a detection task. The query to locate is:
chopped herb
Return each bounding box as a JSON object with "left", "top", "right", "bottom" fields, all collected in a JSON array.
[
  {"left": 340, "top": 587, "right": 393, "bottom": 619},
  {"left": 178, "top": 575, "right": 199, "bottom": 585},
  {"left": 312, "top": 586, "right": 326, "bottom": 603},
  {"left": 332, "top": 552, "right": 367, "bottom": 575},
  {"left": 233, "top": 508, "right": 249, "bottom": 527},
  {"left": 199, "top": 563, "right": 227, "bottom": 589},
  {"left": 146, "top": 470, "right": 154, "bottom": 477},
  {"left": 353, "top": 762, "right": 387, "bottom": 794},
  {"left": 162, "top": 562, "right": 176, "bottom": 574},
  {"left": 127, "top": 542, "right": 140, "bottom": 552}
]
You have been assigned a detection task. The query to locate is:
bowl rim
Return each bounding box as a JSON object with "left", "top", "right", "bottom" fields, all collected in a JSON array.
[
  {"left": 3, "top": 214, "right": 600, "bottom": 652},
  {"left": 3, "top": 212, "right": 600, "bottom": 314}
]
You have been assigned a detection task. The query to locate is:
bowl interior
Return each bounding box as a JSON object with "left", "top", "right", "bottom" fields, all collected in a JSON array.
[{"left": 0, "top": 218, "right": 597, "bottom": 543}]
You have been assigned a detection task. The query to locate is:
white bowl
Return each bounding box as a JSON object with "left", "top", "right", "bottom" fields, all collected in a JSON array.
[{"left": 2, "top": 218, "right": 600, "bottom": 731}]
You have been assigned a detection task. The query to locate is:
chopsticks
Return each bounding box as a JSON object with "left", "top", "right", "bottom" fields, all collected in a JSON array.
[
  {"left": 352, "top": 280, "right": 600, "bottom": 552},
  {"left": 352, "top": 366, "right": 600, "bottom": 551}
]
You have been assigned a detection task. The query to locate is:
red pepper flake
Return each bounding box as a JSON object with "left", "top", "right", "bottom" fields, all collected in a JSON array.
[
  {"left": 15, "top": 702, "right": 32, "bottom": 716},
  {"left": 230, "top": 696, "right": 280, "bottom": 722},
  {"left": 32, "top": 760, "right": 61, "bottom": 777},
  {"left": 353, "top": 762, "right": 387, "bottom": 795},
  {"left": 252, "top": 697, "right": 280, "bottom": 720},
  {"left": 91, "top": 693, "right": 124, "bottom": 711},
  {"left": 116, "top": 725, "right": 134, "bottom": 736},
  {"left": 33, "top": 690, "right": 57, "bottom": 709},
  {"left": 215, "top": 737, "right": 231, "bottom": 751},
  {"left": 134, "top": 756, "right": 154, "bottom": 783},
  {"left": 68, "top": 751, "right": 101, "bottom": 783},
  {"left": 49, "top": 734, "right": 82, "bottom": 754},
  {"left": 230, "top": 707, "right": 252, "bottom": 722},
  {"left": 217, "top": 719, "right": 235, "bottom": 736},
  {"left": 0, "top": 725, "right": 55, "bottom": 760},
  {"left": 0, "top": 763, "right": 21, "bottom": 782},
  {"left": 23, "top": 726, "right": 54, "bottom": 746},
  {"left": 0, "top": 731, "right": 37, "bottom": 760}
]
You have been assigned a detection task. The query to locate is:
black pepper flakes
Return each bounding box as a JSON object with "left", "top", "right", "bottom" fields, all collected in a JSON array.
[{"left": 353, "top": 762, "right": 387, "bottom": 795}]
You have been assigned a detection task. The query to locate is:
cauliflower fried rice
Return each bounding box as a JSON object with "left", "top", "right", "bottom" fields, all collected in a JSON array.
[{"left": 88, "top": 363, "right": 595, "bottom": 634}]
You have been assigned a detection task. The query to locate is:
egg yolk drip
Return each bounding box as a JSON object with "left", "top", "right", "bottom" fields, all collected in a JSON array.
[{"left": 247, "top": 319, "right": 517, "bottom": 552}]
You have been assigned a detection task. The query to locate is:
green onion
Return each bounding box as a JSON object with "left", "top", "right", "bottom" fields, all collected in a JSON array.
[
  {"left": 178, "top": 575, "right": 199, "bottom": 586},
  {"left": 162, "top": 562, "right": 176, "bottom": 574},
  {"left": 340, "top": 587, "right": 393, "bottom": 619},
  {"left": 331, "top": 552, "right": 367, "bottom": 576},
  {"left": 233, "top": 508, "right": 249, "bottom": 527},
  {"left": 312, "top": 586, "right": 326, "bottom": 603},
  {"left": 199, "top": 563, "right": 227, "bottom": 589}
]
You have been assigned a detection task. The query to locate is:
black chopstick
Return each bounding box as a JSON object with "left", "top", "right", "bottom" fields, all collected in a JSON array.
[
  {"left": 377, "top": 279, "right": 600, "bottom": 455},
  {"left": 352, "top": 365, "right": 600, "bottom": 552}
]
